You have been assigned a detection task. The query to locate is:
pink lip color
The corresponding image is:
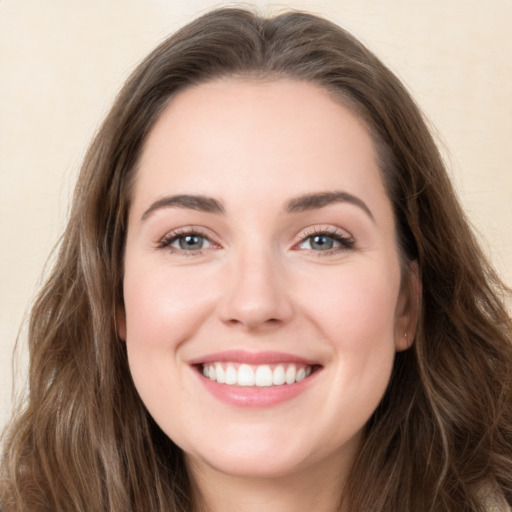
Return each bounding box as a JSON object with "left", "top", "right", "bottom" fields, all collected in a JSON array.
[
  {"left": 196, "top": 372, "right": 318, "bottom": 407},
  {"left": 189, "top": 350, "right": 316, "bottom": 366},
  {"left": 190, "top": 350, "right": 320, "bottom": 407}
]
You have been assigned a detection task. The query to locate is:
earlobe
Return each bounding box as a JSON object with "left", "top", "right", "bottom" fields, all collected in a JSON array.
[
  {"left": 117, "top": 305, "right": 127, "bottom": 341},
  {"left": 395, "top": 331, "right": 412, "bottom": 352},
  {"left": 394, "top": 260, "right": 421, "bottom": 352}
]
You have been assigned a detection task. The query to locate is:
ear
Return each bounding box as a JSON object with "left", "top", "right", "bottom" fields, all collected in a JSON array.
[
  {"left": 116, "top": 305, "right": 127, "bottom": 341},
  {"left": 394, "top": 260, "right": 421, "bottom": 352}
]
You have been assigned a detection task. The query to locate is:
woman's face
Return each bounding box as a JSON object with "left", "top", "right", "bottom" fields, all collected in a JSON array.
[{"left": 120, "top": 79, "right": 417, "bottom": 481}]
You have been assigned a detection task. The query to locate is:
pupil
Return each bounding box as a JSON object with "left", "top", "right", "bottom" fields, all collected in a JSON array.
[
  {"left": 180, "top": 235, "right": 203, "bottom": 250},
  {"left": 312, "top": 235, "right": 333, "bottom": 250}
]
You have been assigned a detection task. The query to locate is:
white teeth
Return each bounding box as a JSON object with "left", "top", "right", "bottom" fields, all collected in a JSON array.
[
  {"left": 215, "top": 363, "right": 225, "bottom": 384},
  {"left": 203, "top": 362, "right": 314, "bottom": 387},
  {"left": 225, "top": 365, "right": 237, "bottom": 385},
  {"left": 237, "top": 364, "right": 255, "bottom": 386},
  {"left": 285, "top": 365, "right": 296, "bottom": 384},
  {"left": 296, "top": 368, "right": 306, "bottom": 382},
  {"left": 272, "top": 365, "right": 286, "bottom": 385},
  {"left": 255, "top": 365, "right": 273, "bottom": 387}
]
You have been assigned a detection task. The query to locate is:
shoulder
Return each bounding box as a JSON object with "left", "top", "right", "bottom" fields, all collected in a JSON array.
[
  {"left": 476, "top": 482, "right": 511, "bottom": 512},
  {"left": 481, "top": 492, "right": 511, "bottom": 512}
]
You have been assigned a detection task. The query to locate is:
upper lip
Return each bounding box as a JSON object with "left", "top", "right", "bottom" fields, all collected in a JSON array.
[{"left": 188, "top": 350, "right": 319, "bottom": 366}]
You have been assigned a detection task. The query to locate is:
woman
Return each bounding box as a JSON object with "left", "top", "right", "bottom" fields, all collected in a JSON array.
[{"left": 1, "top": 7, "right": 511, "bottom": 512}]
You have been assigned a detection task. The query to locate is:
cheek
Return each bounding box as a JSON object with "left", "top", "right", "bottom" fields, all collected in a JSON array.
[
  {"left": 298, "top": 258, "right": 400, "bottom": 402},
  {"left": 122, "top": 261, "right": 219, "bottom": 418},
  {"left": 300, "top": 260, "right": 400, "bottom": 346},
  {"left": 123, "top": 261, "right": 218, "bottom": 349},
  {"left": 311, "top": 262, "right": 400, "bottom": 420}
]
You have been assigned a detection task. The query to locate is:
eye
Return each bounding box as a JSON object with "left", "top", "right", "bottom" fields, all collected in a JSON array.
[
  {"left": 300, "top": 234, "right": 338, "bottom": 251},
  {"left": 172, "top": 234, "right": 211, "bottom": 251},
  {"left": 157, "top": 228, "right": 216, "bottom": 254},
  {"left": 297, "top": 228, "right": 355, "bottom": 253}
]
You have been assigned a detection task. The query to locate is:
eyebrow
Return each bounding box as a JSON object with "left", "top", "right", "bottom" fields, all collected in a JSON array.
[
  {"left": 140, "top": 190, "right": 374, "bottom": 222},
  {"left": 285, "top": 191, "right": 374, "bottom": 221},
  {"left": 141, "top": 194, "right": 225, "bottom": 221}
]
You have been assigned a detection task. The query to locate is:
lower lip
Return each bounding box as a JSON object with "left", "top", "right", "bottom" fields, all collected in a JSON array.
[{"left": 195, "top": 369, "right": 319, "bottom": 407}]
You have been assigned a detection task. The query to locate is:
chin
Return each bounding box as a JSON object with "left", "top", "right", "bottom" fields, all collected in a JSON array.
[
  {"left": 188, "top": 448, "right": 312, "bottom": 480},
  {"left": 181, "top": 425, "right": 359, "bottom": 483}
]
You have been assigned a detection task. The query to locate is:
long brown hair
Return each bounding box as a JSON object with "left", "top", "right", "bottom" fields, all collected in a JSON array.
[{"left": 2, "top": 8, "right": 511, "bottom": 511}]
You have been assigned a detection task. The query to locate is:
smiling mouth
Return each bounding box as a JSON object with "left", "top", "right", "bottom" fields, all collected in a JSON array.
[{"left": 198, "top": 362, "right": 319, "bottom": 387}]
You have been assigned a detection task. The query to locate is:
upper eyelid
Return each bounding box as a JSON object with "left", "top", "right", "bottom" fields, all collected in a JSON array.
[
  {"left": 156, "top": 224, "right": 354, "bottom": 248},
  {"left": 157, "top": 226, "right": 220, "bottom": 248},
  {"left": 294, "top": 225, "right": 353, "bottom": 241},
  {"left": 292, "top": 225, "right": 356, "bottom": 252}
]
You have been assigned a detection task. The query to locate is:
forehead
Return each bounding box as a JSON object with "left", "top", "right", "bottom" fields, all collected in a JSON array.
[{"left": 133, "top": 78, "right": 390, "bottom": 216}]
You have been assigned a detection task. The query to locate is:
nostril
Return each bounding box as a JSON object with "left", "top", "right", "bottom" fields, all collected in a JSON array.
[{"left": 226, "top": 316, "right": 281, "bottom": 328}]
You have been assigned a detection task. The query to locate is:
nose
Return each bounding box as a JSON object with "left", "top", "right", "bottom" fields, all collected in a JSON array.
[{"left": 217, "top": 247, "right": 294, "bottom": 331}]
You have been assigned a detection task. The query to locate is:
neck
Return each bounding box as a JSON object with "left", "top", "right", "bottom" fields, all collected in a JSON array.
[{"left": 187, "top": 450, "right": 354, "bottom": 512}]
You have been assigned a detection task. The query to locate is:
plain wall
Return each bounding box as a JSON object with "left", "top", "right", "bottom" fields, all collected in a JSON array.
[{"left": 1, "top": 0, "right": 511, "bottom": 428}]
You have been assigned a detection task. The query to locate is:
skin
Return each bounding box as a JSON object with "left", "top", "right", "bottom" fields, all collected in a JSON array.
[{"left": 118, "top": 79, "right": 419, "bottom": 512}]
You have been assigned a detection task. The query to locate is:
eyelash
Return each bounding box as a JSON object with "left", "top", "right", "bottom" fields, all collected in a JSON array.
[
  {"left": 157, "top": 227, "right": 216, "bottom": 256},
  {"left": 157, "top": 226, "right": 355, "bottom": 256},
  {"left": 293, "top": 226, "right": 355, "bottom": 255}
]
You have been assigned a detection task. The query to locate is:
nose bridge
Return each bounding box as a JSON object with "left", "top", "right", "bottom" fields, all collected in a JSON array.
[{"left": 218, "top": 239, "right": 293, "bottom": 329}]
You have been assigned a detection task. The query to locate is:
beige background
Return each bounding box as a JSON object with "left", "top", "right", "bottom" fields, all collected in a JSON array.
[{"left": 1, "top": 0, "right": 511, "bottom": 429}]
